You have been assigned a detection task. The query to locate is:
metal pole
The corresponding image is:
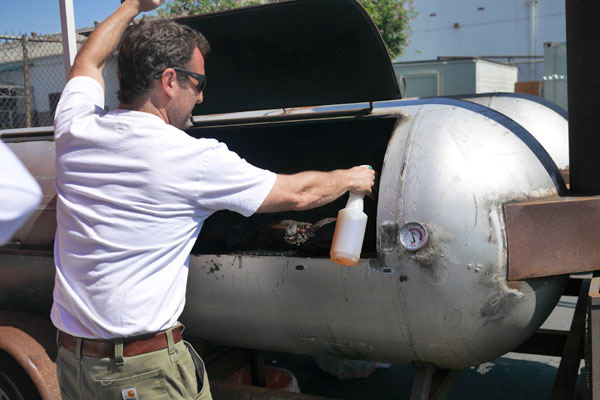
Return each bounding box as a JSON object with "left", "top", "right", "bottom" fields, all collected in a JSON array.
[
  {"left": 527, "top": 0, "right": 538, "bottom": 81},
  {"left": 21, "top": 34, "right": 31, "bottom": 128},
  {"left": 249, "top": 350, "right": 265, "bottom": 387},
  {"left": 566, "top": 3, "right": 600, "bottom": 399},
  {"left": 58, "top": 0, "right": 77, "bottom": 80},
  {"left": 566, "top": 0, "right": 600, "bottom": 195},
  {"left": 587, "top": 273, "right": 600, "bottom": 400}
]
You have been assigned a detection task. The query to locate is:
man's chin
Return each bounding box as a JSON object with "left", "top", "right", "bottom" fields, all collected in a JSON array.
[{"left": 175, "top": 117, "right": 193, "bottom": 130}]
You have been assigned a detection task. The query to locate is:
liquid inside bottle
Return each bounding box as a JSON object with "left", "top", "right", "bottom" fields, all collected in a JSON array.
[{"left": 330, "top": 193, "right": 368, "bottom": 266}]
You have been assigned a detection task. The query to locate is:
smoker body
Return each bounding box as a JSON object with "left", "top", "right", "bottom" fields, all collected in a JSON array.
[{"left": 180, "top": 98, "right": 567, "bottom": 369}]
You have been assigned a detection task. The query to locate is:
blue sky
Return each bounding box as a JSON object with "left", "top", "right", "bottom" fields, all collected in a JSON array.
[{"left": 0, "top": 1, "right": 163, "bottom": 36}]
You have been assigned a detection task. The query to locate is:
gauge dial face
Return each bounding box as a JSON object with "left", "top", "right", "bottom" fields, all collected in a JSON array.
[{"left": 399, "top": 222, "right": 428, "bottom": 251}]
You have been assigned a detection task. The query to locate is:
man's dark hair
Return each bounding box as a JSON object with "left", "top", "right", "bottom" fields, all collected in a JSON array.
[{"left": 117, "top": 19, "right": 211, "bottom": 104}]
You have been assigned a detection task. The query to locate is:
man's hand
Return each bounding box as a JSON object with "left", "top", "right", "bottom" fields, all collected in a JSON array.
[
  {"left": 68, "top": 0, "right": 165, "bottom": 86},
  {"left": 345, "top": 165, "right": 376, "bottom": 198},
  {"left": 131, "top": 0, "right": 165, "bottom": 13}
]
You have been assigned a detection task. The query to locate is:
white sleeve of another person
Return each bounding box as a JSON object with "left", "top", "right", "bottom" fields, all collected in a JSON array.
[{"left": 0, "top": 141, "right": 42, "bottom": 244}]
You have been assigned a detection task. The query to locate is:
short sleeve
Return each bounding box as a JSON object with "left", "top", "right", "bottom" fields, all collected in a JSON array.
[
  {"left": 54, "top": 76, "right": 105, "bottom": 139},
  {"left": 0, "top": 142, "right": 42, "bottom": 244},
  {"left": 196, "top": 142, "right": 276, "bottom": 216}
]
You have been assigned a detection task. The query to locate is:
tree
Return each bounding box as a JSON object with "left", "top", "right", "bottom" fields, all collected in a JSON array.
[
  {"left": 158, "top": 0, "right": 416, "bottom": 59},
  {"left": 359, "top": 0, "right": 415, "bottom": 59},
  {"left": 157, "top": 0, "right": 262, "bottom": 16}
]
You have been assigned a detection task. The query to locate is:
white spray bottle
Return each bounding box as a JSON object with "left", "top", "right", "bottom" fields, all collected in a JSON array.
[{"left": 330, "top": 191, "right": 368, "bottom": 266}]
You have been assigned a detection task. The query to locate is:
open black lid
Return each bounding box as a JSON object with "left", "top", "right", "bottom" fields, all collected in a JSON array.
[{"left": 175, "top": 0, "right": 401, "bottom": 115}]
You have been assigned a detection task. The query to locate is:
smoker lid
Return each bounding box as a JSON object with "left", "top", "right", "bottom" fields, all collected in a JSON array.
[{"left": 175, "top": 0, "right": 401, "bottom": 115}]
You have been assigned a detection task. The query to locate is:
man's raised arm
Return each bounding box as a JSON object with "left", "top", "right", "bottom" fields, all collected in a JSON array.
[{"left": 67, "top": 0, "right": 163, "bottom": 87}]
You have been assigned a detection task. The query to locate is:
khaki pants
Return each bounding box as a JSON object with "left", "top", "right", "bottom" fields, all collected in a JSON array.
[{"left": 56, "top": 331, "right": 212, "bottom": 400}]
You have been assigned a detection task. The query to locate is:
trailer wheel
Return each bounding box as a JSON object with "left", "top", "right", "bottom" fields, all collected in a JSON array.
[{"left": 0, "top": 352, "right": 41, "bottom": 400}]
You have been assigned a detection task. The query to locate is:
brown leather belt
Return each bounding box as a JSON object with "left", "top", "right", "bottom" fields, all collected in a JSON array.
[{"left": 59, "top": 328, "right": 183, "bottom": 358}]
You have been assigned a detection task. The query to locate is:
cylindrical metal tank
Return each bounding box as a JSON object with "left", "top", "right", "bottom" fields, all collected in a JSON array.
[
  {"left": 459, "top": 92, "right": 569, "bottom": 179},
  {"left": 181, "top": 97, "right": 568, "bottom": 370},
  {"left": 1, "top": 97, "right": 568, "bottom": 370}
]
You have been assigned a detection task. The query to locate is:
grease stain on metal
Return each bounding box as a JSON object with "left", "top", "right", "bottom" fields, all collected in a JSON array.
[
  {"left": 379, "top": 220, "right": 399, "bottom": 252},
  {"left": 369, "top": 258, "right": 384, "bottom": 270},
  {"left": 413, "top": 245, "right": 448, "bottom": 286},
  {"left": 472, "top": 194, "right": 478, "bottom": 231},
  {"left": 209, "top": 263, "right": 220, "bottom": 274},
  {"left": 297, "top": 335, "right": 375, "bottom": 351},
  {"left": 480, "top": 289, "right": 520, "bottom": 321},
  {"left": 487, "top": 212, "right": 494, "bottom": 243}
]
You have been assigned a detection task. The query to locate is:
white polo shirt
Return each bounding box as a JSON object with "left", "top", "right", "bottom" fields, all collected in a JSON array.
[{"left": 51, "top": 76, "right": 276, "bottom": 339}]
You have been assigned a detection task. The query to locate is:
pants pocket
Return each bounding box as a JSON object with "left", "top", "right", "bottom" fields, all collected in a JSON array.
[
  {"left": 93, "top": 368, "right": 168, "bottom": 400},
  {"left": 183, "top": 342, "right": 212, "bottom": 400}
]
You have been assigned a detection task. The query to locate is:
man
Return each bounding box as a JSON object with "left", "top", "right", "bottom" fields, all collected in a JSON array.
[{"left": 52, "top": 0, "right": 375, "bottom": 399}]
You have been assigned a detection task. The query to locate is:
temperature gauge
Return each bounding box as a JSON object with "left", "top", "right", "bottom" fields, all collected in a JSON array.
[{"left": 399, "top": 222, "right": 428, "bottom": 251}]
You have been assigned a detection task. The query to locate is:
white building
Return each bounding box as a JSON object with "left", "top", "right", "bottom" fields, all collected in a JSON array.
[{"left": 398, "top": 0, "right": 566, "bottom": 82}]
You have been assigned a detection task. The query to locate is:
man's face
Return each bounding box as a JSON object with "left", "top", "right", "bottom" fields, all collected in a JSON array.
[{"left": 168, "top": 47, "right": 205, "bottom": 130}]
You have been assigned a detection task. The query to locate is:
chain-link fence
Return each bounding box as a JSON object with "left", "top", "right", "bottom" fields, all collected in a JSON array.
[
  {"left": 541, "top": 74, "right": 568, "bottom": 113},
  {"left": 0, "top": 34, "right": 90, "bottom": 130}
]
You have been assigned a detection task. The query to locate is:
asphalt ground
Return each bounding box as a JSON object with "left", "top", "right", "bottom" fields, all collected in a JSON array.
[{"left": 260, "top": 294, "right": 585, "bottom": 399}]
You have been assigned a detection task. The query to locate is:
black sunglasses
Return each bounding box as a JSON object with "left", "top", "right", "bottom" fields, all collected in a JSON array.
[{"left": 153, "top": 67, "right": 206, "bottom": 92}]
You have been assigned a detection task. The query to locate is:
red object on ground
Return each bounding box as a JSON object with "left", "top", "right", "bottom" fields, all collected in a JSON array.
[{"left": 226, "top": 366, "right": 301, "bottom": 393}]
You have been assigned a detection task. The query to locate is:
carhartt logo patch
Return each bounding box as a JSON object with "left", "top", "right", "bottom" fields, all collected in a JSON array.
[{"left": 121, "top": 387, "right": 139, "bottom": 399}]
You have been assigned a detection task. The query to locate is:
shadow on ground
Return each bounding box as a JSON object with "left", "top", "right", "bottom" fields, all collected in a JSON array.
[{"left": 264, "top": 351, "right": 585, "bottom": 399}]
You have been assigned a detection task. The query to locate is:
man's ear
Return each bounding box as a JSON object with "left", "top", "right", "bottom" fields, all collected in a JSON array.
[{"left": 159, "top": 69, "right": 178, "bottom": 98}]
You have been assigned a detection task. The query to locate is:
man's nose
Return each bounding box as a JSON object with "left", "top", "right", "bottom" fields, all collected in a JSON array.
[{"left": 197, "top": 92, "right": 203, "bottom": 104}]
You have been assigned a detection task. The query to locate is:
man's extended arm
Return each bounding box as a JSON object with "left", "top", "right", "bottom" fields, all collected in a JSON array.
[
  {"left": 256, "top": 166, "right": 375, "bottom": 213},
  {"left": 67, "top": 0, "right": 163, "bottom": 87}
]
